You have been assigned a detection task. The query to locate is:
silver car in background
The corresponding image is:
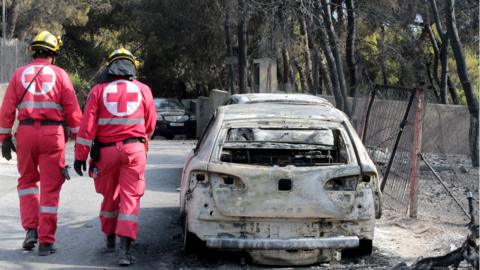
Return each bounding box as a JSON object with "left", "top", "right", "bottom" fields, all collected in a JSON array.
[{"left": 179, "top": 98, "right": 381, "bottom": 265}]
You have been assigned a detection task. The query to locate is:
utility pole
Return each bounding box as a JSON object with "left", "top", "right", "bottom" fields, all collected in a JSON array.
[{"left": 2, "top": 0, "right": 6, "bottom": 42}]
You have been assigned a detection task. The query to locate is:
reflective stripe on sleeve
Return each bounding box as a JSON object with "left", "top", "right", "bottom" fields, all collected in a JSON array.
[
  {"left": 18, "top": 101, "right": 63, "bottom": 110},
  {"left": 100, "top": 211, "right": 119, "bottom": 218},
  {"left": 76, "top": 136, "right": 92, "bottom": 146},
  {"left": 40, "top": 206, "right": 58, "bottom": 214},
  {"left": 118, "top": 213, "right": 138, "bottom": 222},
  {"left": 98, "top": 118, "right": 145, "bottom": 125},
  {"left": 0, "top": 127, "right": 12, "bottom": 134},
  {"left": 18, "top": 188, "right": 39, "bottom": 196},
  {"left": 69, "top": 127, "right": 80, "bottom": 133}
]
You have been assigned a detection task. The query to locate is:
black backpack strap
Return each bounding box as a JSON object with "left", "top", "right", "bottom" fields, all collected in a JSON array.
[{"left": 17, "top": 64, "right": 48, "bottom": 108}]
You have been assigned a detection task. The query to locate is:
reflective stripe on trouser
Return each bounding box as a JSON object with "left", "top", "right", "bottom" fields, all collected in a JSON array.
[
  {"left": 16, "top": 124, "right": 65, "bottom": 243},
  {"left": 94, "top": 141, "right": 145, "bottom": 240}
]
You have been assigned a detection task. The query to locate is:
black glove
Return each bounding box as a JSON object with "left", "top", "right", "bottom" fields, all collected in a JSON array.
[
  {"left": 2, "top": 137, "right": 16, "bottom": 161},
  {"left": 74, "top": 160, "right": 87, "bottom": 176}
]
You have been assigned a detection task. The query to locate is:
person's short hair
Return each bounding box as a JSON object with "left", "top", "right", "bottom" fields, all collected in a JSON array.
[{"left": 32, "top": 48, "right": 55, "bottom": 59}]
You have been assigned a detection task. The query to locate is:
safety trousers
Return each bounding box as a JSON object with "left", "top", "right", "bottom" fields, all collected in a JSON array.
[
  {"left": 93, "top": 141, "right": 146, "bottom": 240},
  {"left": 16, "top": 124, "right": 66, "bottom": 244}
]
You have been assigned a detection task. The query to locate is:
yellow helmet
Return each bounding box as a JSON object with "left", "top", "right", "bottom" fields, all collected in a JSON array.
[
  {"left": 31, "top": 31, "right": 62, "bottom": 54},
  {"left": 107, "top": 48, "right": 140, "bottom": 68}
]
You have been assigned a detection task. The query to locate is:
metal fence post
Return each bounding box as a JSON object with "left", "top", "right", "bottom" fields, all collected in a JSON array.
[
  {"left": 361, "top": 88, "right": 376, "bottom": 143},
  {"left": 408, "top": 88, "right": 425, "bottom": 218}
]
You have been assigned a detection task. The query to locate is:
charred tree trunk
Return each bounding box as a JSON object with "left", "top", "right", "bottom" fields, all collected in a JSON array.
[
  {"left": 426, "top": 61, "right": 441, "bottom": 99},
  {"left": 333, "top": 0, "right": 345, "bottom": 41},
  {"left": 312, "top": 51, "right": 320, "bottom": 95},
  {"left": 300, "top": 17, "right": 314, "bottom": 93},
  {"left": 426, "top": 23, "right": 441, "bottom": 87},
  {"left": 430, "top": 0, "right": 448, "bottom": 103},
  {"left": 6, "top": 0, "right": 20, "bottom": 39},
  {"left": 280, "top": 3, "right": 295, "bottom": 93},
  {"left": 317, "top": 9, "right": 344, "bottom": 111},
  {"left": 446, "top": 0, "right": 479, "bottom": 167},
  {"left": 447, "top": 78, "right": 460, "bottom": 104},
  {"left": 282, "top": 47, "right": 292, "bottom": 91},
  {"left": 379, "top": 25, "right": 388, "bottom": 85},
  {"left": 318, "top": 51, "right": 331, "bottom": 95},
  {"left": 320, "top": 0, "right": 350, "bottom": 115},
  {"left": 346, "top": 0, "right": 357, "bottom": 97},
  {"left": 237, "top": 0, "right": 248, "bottom": 94},
  {"left": 439, "top": 36, "right": 449, "bottom": 104},
  {"left": 224, "top": 0, "right": 235, "bottom": 94},
  {"left": 293, "top": 59, "right": 307, "bottom": 93},
  {"left": 426, "top": 13, "right": 460, "bottom": 104}
]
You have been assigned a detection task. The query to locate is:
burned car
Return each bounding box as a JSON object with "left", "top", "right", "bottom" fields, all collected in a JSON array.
[{"left": 179, "top": 102, "right": 381, "bottom": 265}]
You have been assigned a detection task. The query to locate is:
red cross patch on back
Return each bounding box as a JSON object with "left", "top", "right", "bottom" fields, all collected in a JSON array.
[
  {"left": 20, "top": 65, "right": 56, "bottom": 95},
  {"left": 102, "top": 80, "right": 142, "bottom": 116}
]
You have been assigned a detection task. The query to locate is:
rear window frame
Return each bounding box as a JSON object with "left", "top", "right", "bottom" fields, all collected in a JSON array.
[{"left": 210, "top": 120, "right": 356, "bottom": 167}]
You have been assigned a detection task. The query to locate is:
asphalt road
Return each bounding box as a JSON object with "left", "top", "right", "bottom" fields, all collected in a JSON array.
[{"left": 0, "top": 140, "right": 202, "bottom": 269}]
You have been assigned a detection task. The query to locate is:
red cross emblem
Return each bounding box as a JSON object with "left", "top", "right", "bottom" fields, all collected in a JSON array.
[
  {"left": 103, "top": 80, "right": 142, "bottom": 116},
  {"left": 21, "top": 65, "right": 56, "bottom": 95}
]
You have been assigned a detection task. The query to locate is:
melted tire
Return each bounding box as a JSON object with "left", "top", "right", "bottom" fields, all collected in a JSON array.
[{"left": 342, "top": 239, "right": 373, "bottom": 257}]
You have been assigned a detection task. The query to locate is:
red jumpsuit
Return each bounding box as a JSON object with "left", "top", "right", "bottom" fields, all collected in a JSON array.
[
  {"left": 0, "top": 58, "right": 83, "bottom": 244},
  {"left": 75, "top": 78, "right": 156, "bottom": 240}
]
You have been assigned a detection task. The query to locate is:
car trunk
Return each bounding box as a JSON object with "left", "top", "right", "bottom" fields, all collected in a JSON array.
[{"left": 208, "top": 163, "right": 361, "bottom": 219}]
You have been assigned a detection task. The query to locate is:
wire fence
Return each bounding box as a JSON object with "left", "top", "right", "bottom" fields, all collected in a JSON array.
[
  {"left": 0, "top": 39, "right": 30, "bottom": 83},
  {"left": 354, "top": 83, "right": 475, "bottom": 219}
]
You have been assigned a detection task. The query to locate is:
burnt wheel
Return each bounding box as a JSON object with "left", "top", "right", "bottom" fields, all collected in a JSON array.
[
  {"left": 183, "top": 218, "right": 205, "bottom": 254},
  {"left": 342, "top": 239, "right": 373, "bottom": 257}
]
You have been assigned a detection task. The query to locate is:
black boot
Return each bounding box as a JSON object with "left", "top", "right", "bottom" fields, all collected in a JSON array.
[
  {"left": 106, "top": 234, "right": 116, "bottom": 252},
  {"left": 118, "top": 236, "right": 135, "bottom": 266},
  {"left": 22, "top": 229, "right": 38, "bottom": 250},
  {"left": 38, "top": 243, "right": 56, "bottom": 256}
]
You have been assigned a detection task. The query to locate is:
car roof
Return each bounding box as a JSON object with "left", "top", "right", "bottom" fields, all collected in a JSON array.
[
  {"left": 219, "top": 103, "right": 347, "bottom": 122},
  {"left": 229, "top": 93, "right": 332, "bottom": 106}
]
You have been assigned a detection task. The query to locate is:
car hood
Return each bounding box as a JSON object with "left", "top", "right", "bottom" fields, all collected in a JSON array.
[{"left": 157, "top": 110, "right": 187, "bottom": 116}]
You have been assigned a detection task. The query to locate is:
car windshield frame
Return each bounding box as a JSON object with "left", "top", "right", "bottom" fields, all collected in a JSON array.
[{"left": 154, "top": 99, "right": 185, "bottom": 111}]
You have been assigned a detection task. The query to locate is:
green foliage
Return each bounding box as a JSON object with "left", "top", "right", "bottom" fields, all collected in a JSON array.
[
  {"left": 70, "top": 73, "right": 90, "bottom": 106},
  {"left": 448, "top": 47, "right": 480, "bottom": 105}
]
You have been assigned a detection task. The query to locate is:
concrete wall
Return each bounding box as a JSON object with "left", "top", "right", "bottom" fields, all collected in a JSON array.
[{"left": 195, "top": 89, "right": 229, "bottom": 137}]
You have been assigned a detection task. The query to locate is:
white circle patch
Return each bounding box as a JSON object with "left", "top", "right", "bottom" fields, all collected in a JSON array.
[
  {"left": 103, "top": 80, "right": 142, "bottom": 116},
  {"left": 21, "top": 65, "right": 56, "bottom": 95}
]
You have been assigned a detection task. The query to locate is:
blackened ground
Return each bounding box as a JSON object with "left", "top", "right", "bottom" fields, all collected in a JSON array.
[{"left": 0, "top": 140, "right": 476, "bottom": 269}]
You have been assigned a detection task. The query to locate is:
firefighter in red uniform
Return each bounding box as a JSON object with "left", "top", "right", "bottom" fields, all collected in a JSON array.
[
  {"left": 0, "top": 31, "right": 83, "bottom": 256},
  {"left": 74, "top": 48, "right": 156, "bottom": 266}
]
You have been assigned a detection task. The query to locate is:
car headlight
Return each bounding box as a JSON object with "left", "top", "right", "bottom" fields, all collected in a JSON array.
[
  {"left": 157, "top": 115, "right": 163, "bottom": 121},
  {"left": 189, "top": 114, "right": 196, "bottom": 121},
  {"left": 179, "top": 115, "right": 189, "bottom": 122}
]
